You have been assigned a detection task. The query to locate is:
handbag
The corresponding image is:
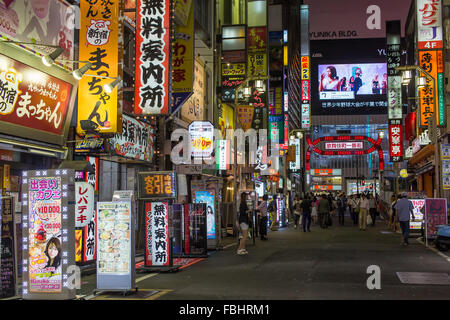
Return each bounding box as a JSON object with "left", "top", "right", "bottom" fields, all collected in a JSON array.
[
  {"left": 367, "top": 213, "right": 373, "bottom": 225},
  {"left": 327, "top": 213, "right": 333, "bottom": 226}
]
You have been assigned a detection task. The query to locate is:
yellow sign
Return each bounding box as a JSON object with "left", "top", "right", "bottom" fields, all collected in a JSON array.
[
  {"left": 181, "top": 58, "right": 206, "bottom": 123},
  {"left": 3, "top": 164, "right": 10, "bottom": 190},
  {"left": 301, "top": 56, "right": 310, "bottom": 80},
  {"left": 174, "top": 0, "right": 193, "bottom": 26},
  {"left": 218, "top": 103, "right": 234, "bottom": 139},
  {"left": 248, "top": 53, "right": 267, "bottom": 77},
  {"left": 77, "top": 0, "right": 121, "bottom": 135},
  {"left": 400, "top": 169, "right": 408, "bottom": 178},
  {"left": 222, "top": 63, "right": 246, "bottom": 76}
]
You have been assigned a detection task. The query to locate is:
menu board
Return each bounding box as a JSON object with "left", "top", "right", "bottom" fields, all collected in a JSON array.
[
  {"left": 1, "top": 197, "right": 16, "bottom": 298},
  {"left": 97, "top": 202, "right": 132, "bottom": 274},
  {"left": 28, "top": 176, "right": 63, "bottom": 293},
  {"left": 410, "top": 199, "right": 425, "bottom": 230},
  {"left": 138, "top": 171, "right": 177, "bottom": 199}
]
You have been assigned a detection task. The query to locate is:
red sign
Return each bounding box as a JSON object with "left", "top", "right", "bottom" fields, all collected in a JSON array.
[
  {"left": 301, "top": 80, "right": 310, "bottom": 102},
  {"left": 388, "top": 119, "right": 403, "bottom": 162},
  {"left": 248, "top": 27, "right": 267, "bottom": 52},
  {"left": 145, "top": 202, "right": 170, "bottom": 267},
  {"left": 0, "top": 53, "right": 72, "bottom": 136},
  {"left": 325, "top": 142, "right": 363, "bottom": 150},
  {"left": 135, "top": 0, "right": 171, "bottom": 115},
  {"left": 425, "top": 198, "right": 448, "bottom": 237}
]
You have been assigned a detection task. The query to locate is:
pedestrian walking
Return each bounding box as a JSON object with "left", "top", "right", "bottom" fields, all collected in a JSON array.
[
  {"left": 394, "top": 192, "right": 415, "bottom": 246},
  {"left": 338, "top": 193, "right": 346, "bottom": 226},
  {"left": 237, "top": 193, "right": 251, "bottom": 255},
  {"left": 293, "top": 196, "right": 302, "bottom": 229},
  {"left": 311, "top": 196, "right": 318, "bottom": 225},
  {"left": 301, "top": 195, "right": 312, "bottom": 232},
  {"left": 359, "top": 194, "right": 370, "bottom": 231},
  {"left": 318, "top": 195, "right": 331, "bottom": 229},
  {"left": 369, "top": 194, "right": 377, "bottom": 227},
  {"left": 269, "top": 195, "right": 278, "bottom": 231},
  {"left": 388, "top": 195, "right": 397, "bottom": 230},
  {"left": 256, "top": 194, "right": 269, "bottom": 240}
]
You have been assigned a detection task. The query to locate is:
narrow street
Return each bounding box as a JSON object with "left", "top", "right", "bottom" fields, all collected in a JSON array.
[{"left": 81, "top": 217, "right": 450, "bottom": 300}]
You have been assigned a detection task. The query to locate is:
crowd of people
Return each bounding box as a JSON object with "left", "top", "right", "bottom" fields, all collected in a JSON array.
[{"left": 237, "top": 191, "right": 416, "bottom": 255}]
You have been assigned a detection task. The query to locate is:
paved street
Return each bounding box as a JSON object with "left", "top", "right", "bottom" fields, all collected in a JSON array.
[{"left": 80, "top": 216, "right": 450, "bottom": 300}]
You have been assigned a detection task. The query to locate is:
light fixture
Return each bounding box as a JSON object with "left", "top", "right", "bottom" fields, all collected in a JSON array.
[
  {"left": 378, "top": 131, "right": 385, "bottom": 139},
  {"left": 255, "top": 79, "right": 264, "bottom": 92},
  {"left": 104, "top": 77, "right": 121, "bottom": 94},
  {"left": 417, "top": 76, "right": 427, "bottom": 88},
  {"left": 402, "top": 70, "right": 412, "bottom": 80},
  {"left": 73, "top": 62, "right": 93, "bottom": 80},
  {"left": 243, "top": 86, "right": 251, "bottom": 98},
  {"left": 296, "top": 131, "right": 303, "bottom": 139},
  {"left": 42, "top": 47, "right": 64, "bottom": 67},
  {"left": 401, "top": 76, "right": 411, "bottom": 86}
]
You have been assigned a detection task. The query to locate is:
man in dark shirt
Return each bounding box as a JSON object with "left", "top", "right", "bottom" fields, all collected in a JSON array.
[
  {"left": 301, "top": 195, "right": 312, "bottom": 232},
  {"left": 353, "top": 68, "right": 363, "bottom": 94}
]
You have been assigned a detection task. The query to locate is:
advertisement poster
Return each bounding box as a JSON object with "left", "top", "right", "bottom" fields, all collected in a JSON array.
[
  {"left": 410, "top": 199, "right": 425, "bottom": 230},
  {"left": 0, "top": 0, "right": 75, "bottom": 69},
  {"left": 189, "top": 121, "right": 214, "bottom": 158},
  {"left": 145, "top": 202, "right": 170, "bottom": 267},
  {"left": 1, "top": 197, "right": 15, "bottom": 298},
  {"left": 194, "top": 191, "right": 215, "bottom": 240},
  {"left": 109, "top": 115, "right": 154, "bottom": 162},
  {"left": 28, "top": 176, "right": 62, "bottom": 293},
  {"left": 425, "top": 198, "right": 448, "bottom": 238},
  {"left": 183, "top": 203, "right": 207, "bottom": 256},
  {"left": 97, "top": 202, "right": 131, "bottom": 274}
]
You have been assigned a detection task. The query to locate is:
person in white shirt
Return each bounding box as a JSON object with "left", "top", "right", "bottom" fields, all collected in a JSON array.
[
  {"left": 359, "top": 194, "right": 370, "bottom": 231},
  {"left": 257, "top": 195, "right": 269, "bottom": 240}
]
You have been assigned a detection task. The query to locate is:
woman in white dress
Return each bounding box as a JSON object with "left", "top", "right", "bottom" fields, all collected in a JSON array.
[{"left": 319, "top": 66, "right": 341, "bottom": 92}]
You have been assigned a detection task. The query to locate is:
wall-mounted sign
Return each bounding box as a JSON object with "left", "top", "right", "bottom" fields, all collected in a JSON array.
[
  {"left": 216, "top": 140, "right": 231, "bottom": 171},
  {"left": 311, "top": 169, "right": 342, "bottom": 176},
  {"left": 75, "top": 138, "right": 106, "bottom": 154},
  {"left": 109, "top": 115, "right": 154, "bottom": 162},
  {"left": 145, "top": 202, "right": 170, "bottom": 267},
  {"left": 222, "top": 63, "right": 246, "bottom": 76},
  {"left": 289, "top": 138, "right": 301, "bottom": 170},
  {"left": 388, "top": 119, "right": 403, "bottom": 162},
  {"left": 135, "top": 0, "right": 171, "bottom": 114},
  {"left": 441, "top": 144, "right": 450, "bottom": 190},
  {"left": 75, "top": 182, "right": 94, "bottom": 228},
  {"left": 301, "top": 104, "right": 311, "bottom": 129},
  {"left": 237, "top": 105, "right": 255, "bottom": 131},
  {"left": 138, "top": 171, "right": 177, "bottom": 200},
  {"left": 0, "top": 197, "right": 16, "bottom": 298},
  {"left": 181, "top": 58, "right": 206, "bottom": 123},
  {"left": 172, "top": 1, "right": 194, "bottom": 114},
  {"left": 78, "top": 0, "right": 122, "bottom": 134},
  {"left": 0, "top": 0, "right": 75, "bottom": 70},
  {"left": 83, "top": 210, "right": 97, "bottom": 262},
  {"left": 248, "top": 27, "right": 267, "bottom": 52},
  {"left": 189, "top": 121, "right": 214, "bottom": 158},
  {"left": 418, "top": 50, "right": 438, "bottom": 127},
  {"left": 21, "top": 169, "right": 76, "bottom": 300},
  {"left": 86, "top": 157, "right": 99, "bottom": 192},
  {"left": 0, "top": 53, "right": 74, "bottom": 145}
]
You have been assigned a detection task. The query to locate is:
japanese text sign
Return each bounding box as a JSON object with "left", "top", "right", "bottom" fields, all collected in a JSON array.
[
  {"left": 417, "top": 0, "right": 443, "bottom": 49},
  {"left": 138, "top": 171, "right": 176, "bottom": 199},
  {"left": 83, "top": 210, "right": 97, "bottom": 262},
  {"left": 248, "top": 27, "right": 267, "bottom": 52},
  {"left": 0, "top": 53, "right": 72, "bottom": 140},
  {"left": 78, "top": 0, "right": 121, "bottom": 134},
  {"left": 75, "top": 182, "right": 94, "bottom": 227},
  {"left": 145, "top": 202, "right": 170, "bottom": 266},
  {"left": 189, "top": 121, "right": 214, "bottom": 158},
  {"left": 425, "top": 198, "right": 447, "bottom": 237},
  {"left": 388, "top": 119, "right": 404, "bottom": 162},
  {"left": 387, "top": 76, "right": 402, "bottom": 119},
  {"left": 418, "top": 50, "right": 439, "bottom": 127},
  {"left": 237, "top": 105, "right": 255, "bottom": 132},
  {"left": 135, "top": 0, "right": 171, "bottom": 115}
]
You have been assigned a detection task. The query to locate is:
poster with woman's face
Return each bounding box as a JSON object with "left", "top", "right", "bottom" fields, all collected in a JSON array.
[
  {"left": 28, "top": 176, "right": 62, "bottom": 293},
  {"left": 194, "top": 191, "right": 215, "bottom": 240}
]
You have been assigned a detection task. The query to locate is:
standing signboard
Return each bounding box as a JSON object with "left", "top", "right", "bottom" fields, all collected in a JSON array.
[
  {"left": 1, "top": 197, "right": 16, "bottom": 298},
  {"left": 21, "top": 169, "right": 76, "bottom": 300},
  {"left": 183, "top": 203, "right": 207, "bottom": 257},
  {"left": 96, "top": 201, "right": 135, "bottom": 291},
  {"left": 410, "top": 199, "right": 425, "bottom": 231},
  {"left": 424, "top": 198, "right": 448, "bottom": 240}
]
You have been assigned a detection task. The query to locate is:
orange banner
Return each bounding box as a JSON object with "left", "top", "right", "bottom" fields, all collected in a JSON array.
[
  {"left": 418, "top": 50, "right": 438, "bottom": 127},
  {"left": 237, "top": 105, "right": 254, "bottom": 131},
  {"left": 77, "top": 0, "right": 122, "bottom": 134}
]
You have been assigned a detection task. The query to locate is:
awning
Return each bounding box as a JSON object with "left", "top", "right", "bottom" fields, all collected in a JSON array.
[
  {"left": 408, "top": 144, "right": 434, "bottom": 166},
  {"left": 0, "top": 136, "right": 67, "bottom": 159}
]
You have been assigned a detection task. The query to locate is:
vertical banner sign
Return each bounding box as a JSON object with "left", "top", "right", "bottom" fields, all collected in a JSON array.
[
  {"left": 289, "top": 138, "right": 301, "bottom": 170},
  {"left": 301, "top": 56, "right": 310, "bottom": 129},
  {"left": 21, "top": 170, "right": 76, "bottom": 300},
  {"left": 425, "top": 198, "right": 448, "bottom": 238},
  {"left": 83, "top": 210, "right": 97, "bottom": 262},
  {"left": 216, "top": 140, "right": 231, "bottom": 170},
  {"left": 441, "top": 144, "right": 450, "bottom": 190},
  {"left": 172, "top": 1, "right": 194, "bottom": 114},
  {"left": 135, "top": 0, "right": 172, "bottom": 115},
  {"left": 388, "top": 119, "right": 404, "bottom": 162},
  {"left": 417, "top": 0, "right": 445, "bottom": 126},
  {"left": 194, "top": 191, "right": 215, "bottom": 240},
  {"left": 386, "top": 21, "right": 402, "bottom": 120},
  {"left": 145, "top": 202, "right": 170, "bottom": 266},
  {"left": 86, "top": 157, "right": 99, "bottom": 192},
  {"left": 1, "top": 197, "right": 15, "bottom": 298},
  {"left": 75, "top": 182, "right": 95, "bottom": 227},
  {"left": 78, "top": 0, "right": 121, "bottom": 134}
]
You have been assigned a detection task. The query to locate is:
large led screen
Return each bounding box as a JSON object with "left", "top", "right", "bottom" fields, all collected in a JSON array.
[{"left": 318, "top": 63, "right": 387, "bottom": 99}]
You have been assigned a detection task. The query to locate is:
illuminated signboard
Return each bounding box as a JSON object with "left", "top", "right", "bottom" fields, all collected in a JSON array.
[
  {"left": 311, "top": 169, "right": 342, "bottom": 176},
  {"left": 1, "top": 197, "right": 15, "bottom": 298},
  {"left": 135, "top": 0, "right": 171, "bottom": 114},
  {"left": 189, "top": 121, "right": 214, "bottom": 158},
  {"left": 145, "top": 202, "right": 170, "bottom": 267},
  {"left": 410, "top": 199, "right": 425, "bottom": 230},
  {"left": 289, "top": 138, "right": 301, "bottom": 170},
  {"left": 75, "top": 182, "right": 94, "bottom": 228},
  {"left": 325, "top": 142, "right": 363, "bottom": 150},
  {"left": 313, "top": 185, "right": 342, "bottom": 191},
  {"left": 194, "top": 191, "right": 216, "bottom": 240},
  {"left": 78, "top": 0, "right": 122, "bottom": 134},
  {"left": 138, "top": 171, "right": 177, "bottom": 200},
  {"left": 417, "top": 0, "right": 443, "bottom": 49},
  {"left": 21, "top": 169, "right": 76, "bottom": 300},
  {"left": 388, "top": 119, "right": 403, "bottom": 162},
  {"left": 0, "top": 53, "right": 74, "bottom": 145},
  {"left": 301, "top": 56, "right": 310, "bottom": 129}
]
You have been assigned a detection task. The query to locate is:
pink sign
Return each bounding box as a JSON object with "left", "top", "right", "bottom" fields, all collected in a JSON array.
[{"left": 425, "top": 198, "right": 448, "bottom": 237}]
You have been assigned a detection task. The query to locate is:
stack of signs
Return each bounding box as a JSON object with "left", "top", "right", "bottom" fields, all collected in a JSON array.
[
  {"left": 145, "top": 202, "right": 170, "bottom": 266},
  {"left": 441, "top": 144, "right": 450, "bottom": 190}
]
